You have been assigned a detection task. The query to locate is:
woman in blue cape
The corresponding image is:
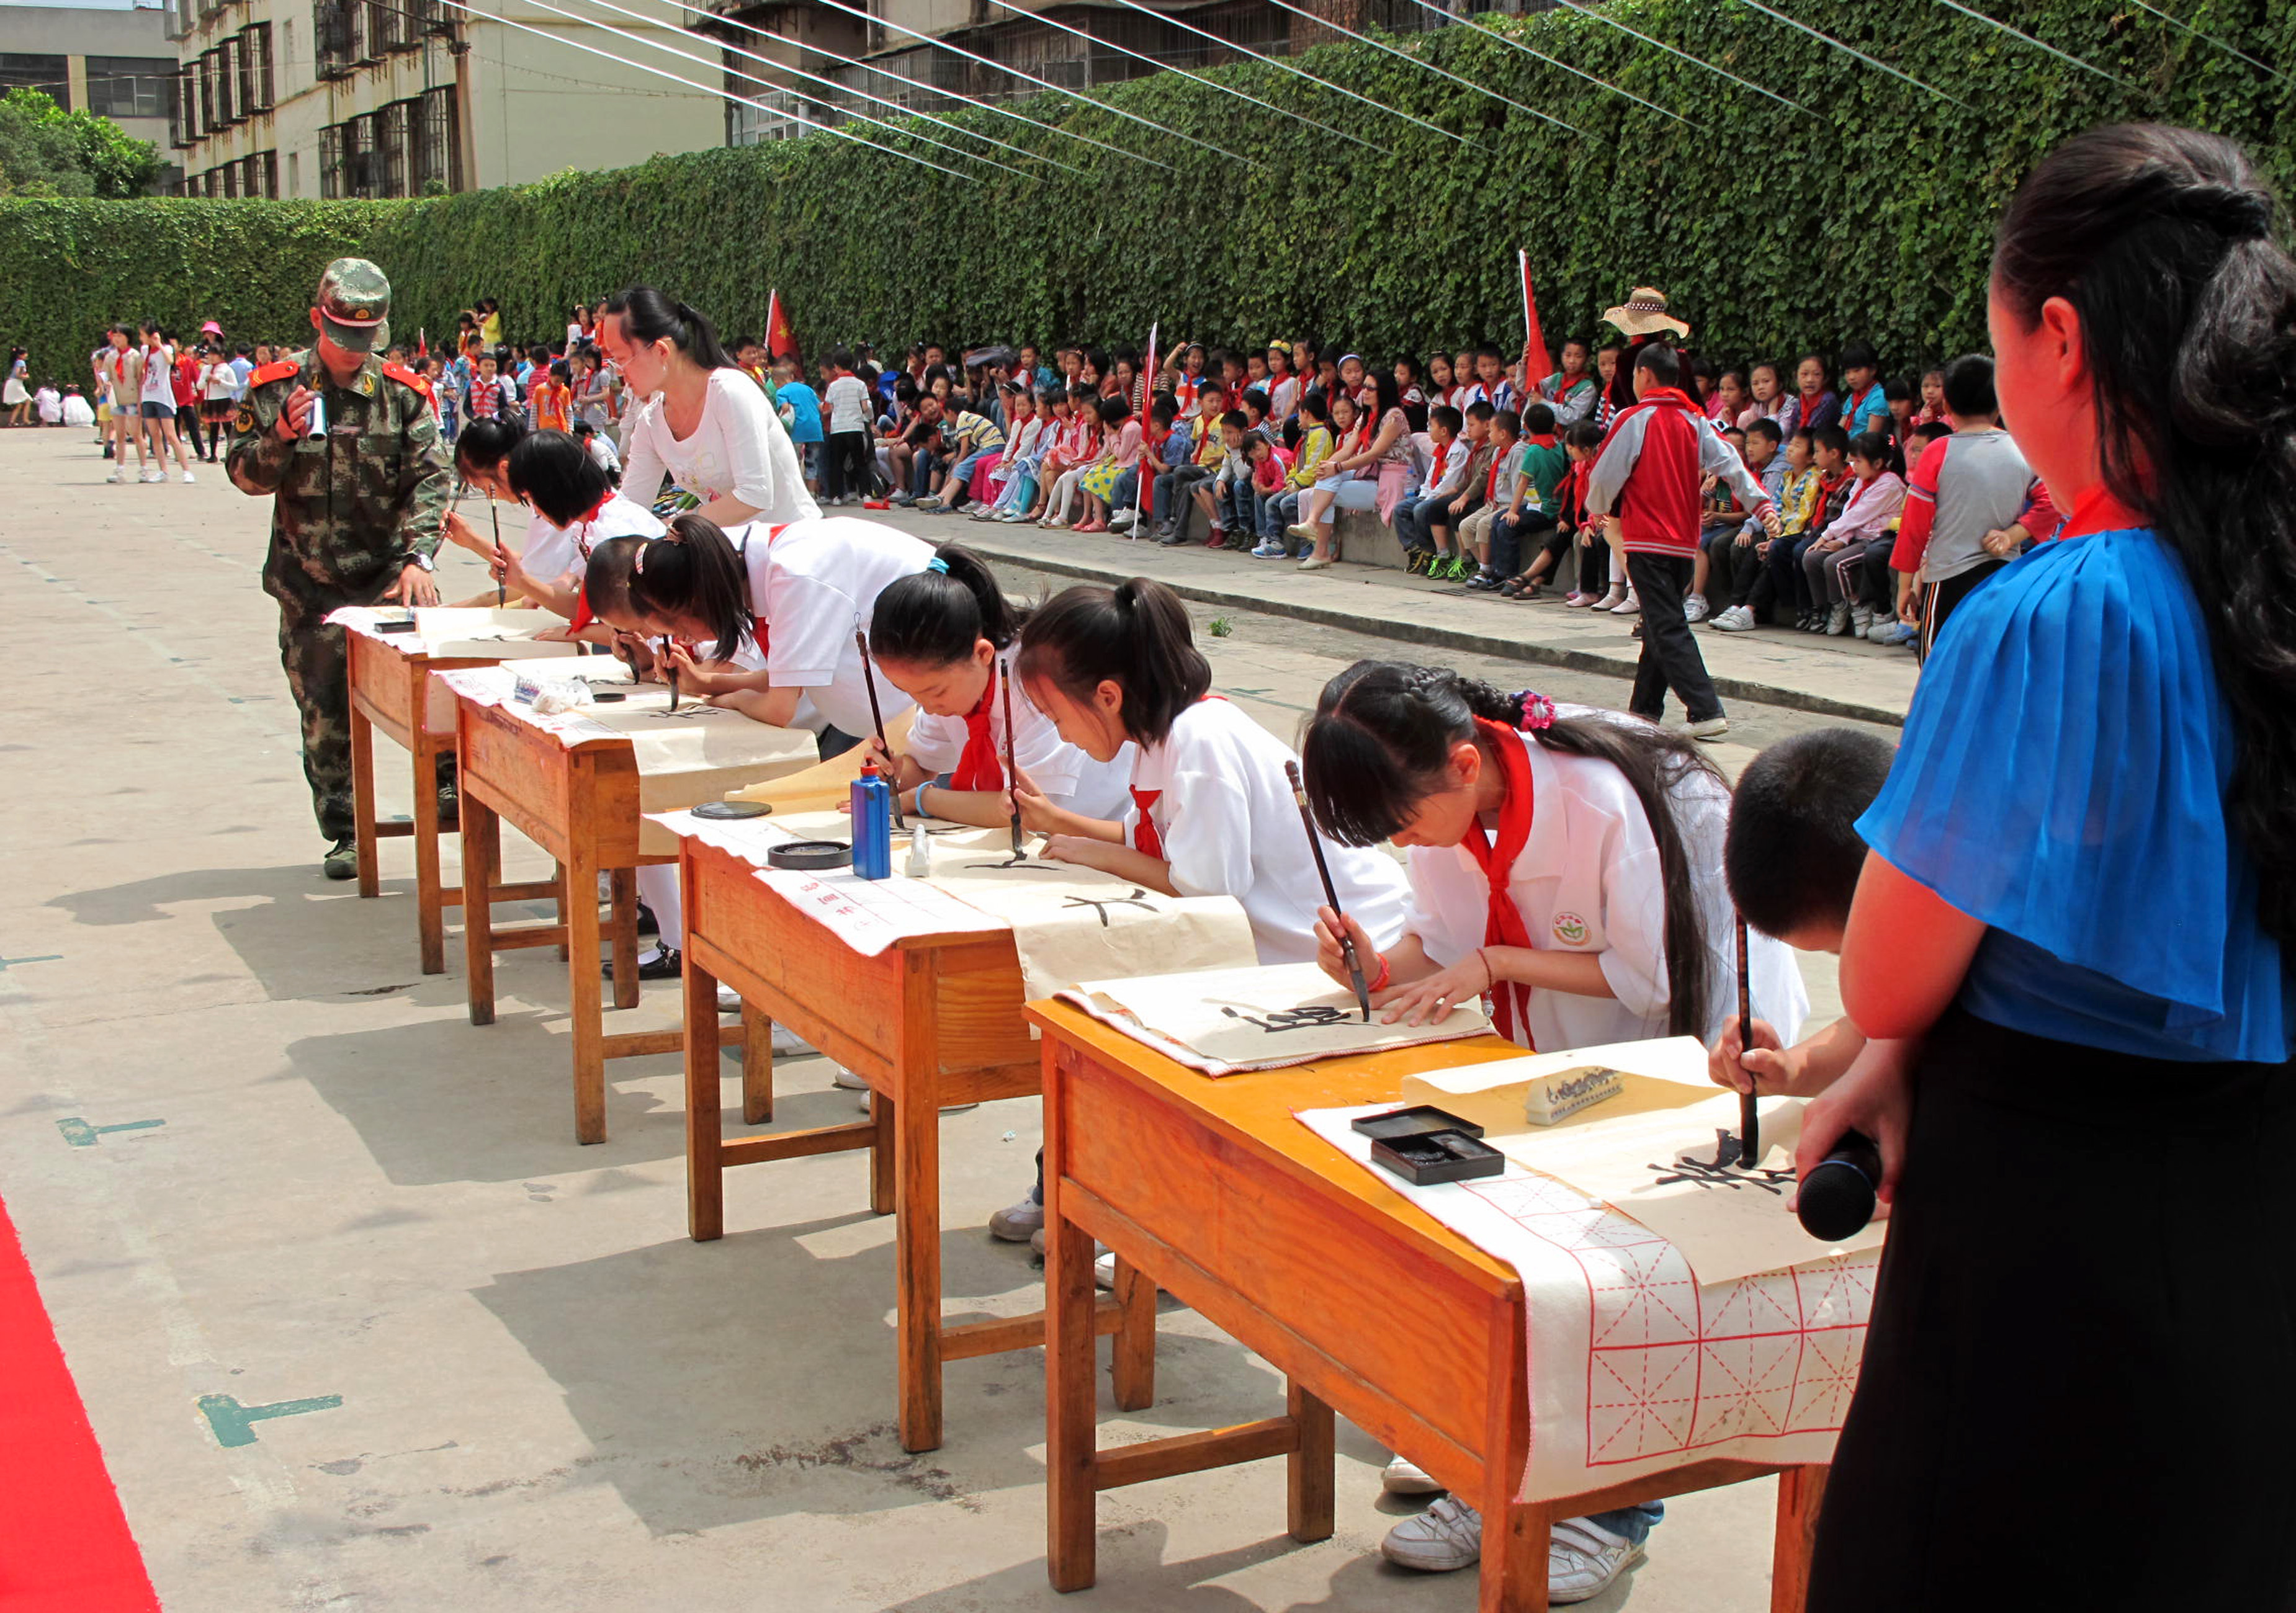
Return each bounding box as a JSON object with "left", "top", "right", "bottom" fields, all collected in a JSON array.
[{"left": 1803, "top": 123, "right": 2296, "bottom": 1610}]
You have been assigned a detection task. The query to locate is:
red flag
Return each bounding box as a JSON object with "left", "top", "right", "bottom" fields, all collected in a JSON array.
[
  {"left": 765, "top": 290, "right": 798, "bottom": 362},
  {"left": 416, "top": 328, "right": 428, "bottom": 358},
  {"left": 1518, "top": 250, "right": 1553, "bottom": 393}
]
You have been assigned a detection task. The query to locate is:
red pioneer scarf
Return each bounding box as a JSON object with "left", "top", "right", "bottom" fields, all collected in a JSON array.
[
  {"left": 1460, "top": 717, "right": 1537, "bottom": 1048},
  {"left": 949, "top": 664, "right": 1003, "bottom": 791}
]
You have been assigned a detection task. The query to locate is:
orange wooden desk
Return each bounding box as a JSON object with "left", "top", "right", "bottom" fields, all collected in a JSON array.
[
  {"left": 450, "top": 680, "right": 814, "bottom": 1145},
  {"left": 678, "top": 830, "right": 1154, "bottom": 1454},
  {"left": 1029, "top": 1002, "right": 1827, "bottom": 1613},
  {"left": 343, "top": 625, "right": 566, "bottom": 973}
]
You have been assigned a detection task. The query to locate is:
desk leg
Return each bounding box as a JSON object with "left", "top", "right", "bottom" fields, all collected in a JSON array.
[
  {"left": 1285, "top": 1380, "right": 1335, "bottom": 1544},
  {"left": 566, "top": 848, "right": 608, "bottom": 1145},
  {"left": 607, "top": 869, "right": 639, "bottom": 1011},
  {"left": 411, "top": 735, "right": 446, "bottom": 975},
  {"left": 350, "top": 702, "right": 380, "bottom": 898},
  {"left": 1110, "top": 1261, "right": 1156, "bottom": 1412},
  {"left": 1478, "top": 1499, "right": 1548, "bottom": 1613},
  {"left": 894, "top": 1078, "right": 944, "bottom": 1454},
  {"left": 868, "top": 1090, "right": 894, "bottom": 1217},
  {"left": 740, "top": 1000, "right": 772, "bottom": 1125},
  {"left": 555, "top": 862, "right": 573, "bottom": 963},
  {"left": 462, "top": 796, "right": 500, "bottom": 1026},
  {"left": 1770, "top": 1465, "right": 1827, "bottom": 1613},
  {"left": 684, "top": 945, "right": 724, "bottom": 1243},
  {"left": 1045, "top": 1176, "right": 1099, "bottom": 1592}
]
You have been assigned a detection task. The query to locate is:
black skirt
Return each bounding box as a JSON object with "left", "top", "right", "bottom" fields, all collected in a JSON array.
[{"left": 1809, "top": 1005, "right": 2296, "bottom": 1611}]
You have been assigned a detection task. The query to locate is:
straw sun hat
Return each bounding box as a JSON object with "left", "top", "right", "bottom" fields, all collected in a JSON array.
[{"left": 1601, "top": 286, "right": 1692, "bottom": 340}]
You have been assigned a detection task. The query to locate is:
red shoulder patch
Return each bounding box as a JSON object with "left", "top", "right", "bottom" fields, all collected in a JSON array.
[
  {"left": 382, "top": 362, "right": 429, "bottom": 394},
  {"left": 251, "top": 359, "right": 301, "bottom": 386}
]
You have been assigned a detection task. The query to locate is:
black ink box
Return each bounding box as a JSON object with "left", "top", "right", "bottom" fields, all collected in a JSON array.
[
  {"left": 1370, "top": 1129, "right": 1505, "bottom": 1186},
  {"left": 1350, "top": 1105, "right": 1485, "bottom": 1143},
  {"left": 374, "top": 619, "right": 419, "bottom": 634}
]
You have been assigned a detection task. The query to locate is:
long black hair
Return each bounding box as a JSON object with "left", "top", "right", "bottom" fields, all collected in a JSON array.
[
  {"left": 589, "top": 512, "right": 752, "bottom": 651},
  {"left": 454, "top": 416, "right": 523, "bottom": 477},
  {"left": 1994, "top": 123, "right": 2296, "bottom": 942},
  {"left": 1301, "top": 662, "right": 1721, "bottom": 1038},
  {"left": 505, "top": 428, "right": 611, "bottom": 527},
  {"left": 871, "top": 544, "right": 1029, "bottom": 665},
  {"left": 601, "top": 286, "right": 735, "bottom": 372},
  {"left": 1016, "top": 578, "right": 1208, "bottom": 744}
]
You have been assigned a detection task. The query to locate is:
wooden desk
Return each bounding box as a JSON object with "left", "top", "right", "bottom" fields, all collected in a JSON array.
[
  {"left": 1030, "top": 1003, "right": 1827, "bottom": 1613},
  {"left": 343, "top": 623, "right": 568, "bottom": 973},
  {"left": 677, "top": 826, "right": 1154, "bottom": 1455},
  {"left": 449, "top": 679, "right": 813, "bottom": 1145}
]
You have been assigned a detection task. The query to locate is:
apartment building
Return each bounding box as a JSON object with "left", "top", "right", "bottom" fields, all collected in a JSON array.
[
  {"left": 1, "top": 5, "right": 180, "bottom": 187},
  {"left": 164, "top": 0, "right": 729, "bottom": 197}
]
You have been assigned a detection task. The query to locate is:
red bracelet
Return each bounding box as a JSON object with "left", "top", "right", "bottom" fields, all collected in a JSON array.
[{"left": 1369, "top": 951, "right": 1392, "bottom": 993}]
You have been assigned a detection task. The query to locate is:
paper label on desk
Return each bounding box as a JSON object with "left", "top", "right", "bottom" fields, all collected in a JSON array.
[
  {"left": 1298, "top": 1100, "right": 1877, "bottom": 1502},
  {"left": 1059, "top": 962, "right": 1492, "bottom": 1076},
  {"left": 755, "top": 867, "right": 1005, "bottom": 955}
]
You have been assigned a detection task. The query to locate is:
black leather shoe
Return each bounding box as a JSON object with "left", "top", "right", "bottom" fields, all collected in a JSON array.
[
  {"left": 636, "top": 901, "right": 659, "bottom": 937},
  {"left": 604, "top": 944, "right": 681, "bottom": 981},
  {"left": 436, "top": 783, "right": 459, "bottom": 831}
]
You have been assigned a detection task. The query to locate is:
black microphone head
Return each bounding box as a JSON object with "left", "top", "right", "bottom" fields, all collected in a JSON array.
[{"left": 1796, "top": 1158, "right": 1878, "bottom": 1243}]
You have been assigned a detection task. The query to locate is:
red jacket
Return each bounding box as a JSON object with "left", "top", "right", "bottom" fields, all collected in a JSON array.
[{"left": 1585, "top": 386, "right": 1772, "bottom": 560}]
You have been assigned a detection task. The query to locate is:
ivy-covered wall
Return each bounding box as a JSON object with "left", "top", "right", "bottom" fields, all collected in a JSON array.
[{"left": 2, "top": 0, "right": 2290, "bottom": 385}]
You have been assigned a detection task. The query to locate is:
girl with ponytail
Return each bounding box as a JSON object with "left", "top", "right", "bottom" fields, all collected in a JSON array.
[
  {"left": 863, "top": 545, "right": 1131, "bottom": 827},
  {"left": 482, "top": 429, "right": 664, "bottom": 617},
  {"left": 601, "top": 285, "right": 819, "bottom": 530},
  {"left": 1014, "top": 578, "right": 1407, "bottom": 965},
  {"left": 1801, "top": 125, "right": 2296, "bottom": 1612},
  {"left": 1299, "top": 663, "right": 1805, "bottom": 1050}
]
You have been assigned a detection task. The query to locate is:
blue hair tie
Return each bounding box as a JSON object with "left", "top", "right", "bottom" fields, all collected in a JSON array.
[{"left": 927, "top": 557, "right": 949, "bottom": 574}]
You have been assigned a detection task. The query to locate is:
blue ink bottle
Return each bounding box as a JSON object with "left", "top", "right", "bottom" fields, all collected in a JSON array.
[{"left": 850, "top": 759, "right": 894, "bottom": 880}]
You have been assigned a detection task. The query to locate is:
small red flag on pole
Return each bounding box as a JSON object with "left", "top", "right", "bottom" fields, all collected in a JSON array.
[
  {"left": 766, "top": 289, "right": 799, "bottom": 362},
  {"left": 1518, "top": 249, "right": 1554, "bottom": 394}
]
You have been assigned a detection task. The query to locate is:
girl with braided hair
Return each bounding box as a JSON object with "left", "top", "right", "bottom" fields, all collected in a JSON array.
[
  {"left": 1299, "top": 659, "right": 1806, "bottom": 1594},
  {"left": 1803, "top": 123, "right": 2296, "bottom": 1610}
]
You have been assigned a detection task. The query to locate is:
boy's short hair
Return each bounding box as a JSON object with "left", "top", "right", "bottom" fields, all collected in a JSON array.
[
  {"left": 1747, "top": 418, "right": 1784, "bottom": 447},
  {"left": 1633, "top": 344, "right": 1680, "bottom": 385},
  {"left": 1241, "top": 386, "right": 1271, "bottom": 417},
  {"left": 1219, "top": 409, "right": 1249, "bottom": 433},
  {"left": 1839, "top": 341, "right": 1880, "bottom": 373},
  {"left": 1464, "top": 400, "right": 1496, "bottom": 423},
  {"left": 1813, "top": 424, "right": 1850, "bottom": 458},
  {"left": 1522, "top": 403, "right": 1555, "bottom": 434},
  {"left": 1428, "top": 404, "right": 1463, "bottom": 435},
  {"left": 1726, "top": 728, "right": 1898, "bottom": 937},
  {"left": 1492, "top": 408, "right": 1521, "bottom": 437},
  {"left": 1150, "top": 394, "right": 1180, "bottom": 423},
  {"left": 1038, "top": 387, "right": 1065, "bottom": 408},
  {"left": 1564, "top": 419, "right": 1603, "bottom": 450},
  {"left": 1942, "top": 354, "right": 1997, "bottom": 418},
  {"left": 1475, "top": 341, "right": 1504, "bottom": 362}
]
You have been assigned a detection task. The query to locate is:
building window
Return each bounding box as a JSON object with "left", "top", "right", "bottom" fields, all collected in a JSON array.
[
  {"left": 417, "top": 84, "right": 459, "bottom": 193},
  {"left": 0, "top": 54, "right": 71, "bottom": 109},
  {"left": 174, "top": 62, "right": 200, "bottom": 144},
  {"left": 84, "top": 56, "right": 176, "bottom": 121},
  {"left": 348, "top": 110, "right": 378, "bottom": 197},
  {"left": 318, "top": 122, "right": 344, "bottom": 198},
  {"left": 246, "top": 24, "right": 274, "bottom": 109},
  {"left": 219, "top": 35, "right": 244, "bottom": 123},
  {"left": 379, "top": 98, "right": 412, "bottom": 196}
]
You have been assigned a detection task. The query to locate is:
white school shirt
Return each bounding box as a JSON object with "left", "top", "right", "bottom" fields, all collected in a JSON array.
[
  {"left": 903, "top": 661, "right": 1132, "bottom": 815},
  {"left": 622, "top": 367, "right": 820, "bottom": 522},
  {"left": 737, "top": 516, "right": 931, "bottom": 740},
  {"left": 823, "top": 373, "right": 873, "bottom": 435},
  {"left": 36, "top": 387, "right": 62, "bottom": 423},
  {"left": 1126, "top": 697, "right": 1409, "bottom": 965},
  {"left": 138, "top": 343, "right": 174, "bottom": 406},
  {"left": 1401, "top": 723, "right": 1808, "bottom": 1054},
  {"left": 520, "top": 494, "right": 665, "bottom": 589}
]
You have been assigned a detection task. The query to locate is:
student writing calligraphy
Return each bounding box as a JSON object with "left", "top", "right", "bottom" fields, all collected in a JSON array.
[
  {"left": 1297, "top": 663, "right": 1806, "bottom": 1597},
  {"left": 1012, "top": 578, "right": 1409, "bottom": 967},
  {"left": 861, "top": 545, "right": 1132, "bottom": 828},
  {"left": 483, "top": 430, "right": 665, "bottom": 617}
]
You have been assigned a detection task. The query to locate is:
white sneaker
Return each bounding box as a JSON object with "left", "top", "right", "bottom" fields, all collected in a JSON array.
[
  {"left": 1850, "top": 605, "right": 1873, "bottom": 638},
  {"left": 716, "top": 983, "right": 740, "bottom": 1014},
  {"left": 1381, "top": 1454, "right": 1446, "bottom": 1495},
  {"left": 140, "top": 468, "right": 163, "bottom": 483},
  {"left": 1547, "top": 1515, "right": 1647, "bottom": 1604},
  {"left": 1683, "top": 592, "right": 1708, "bottom": 623},
  {"left": 1687, "top": 715, "right": 1730, "bottom": 741},
  {"left": 1591, "top": 586, "right": 1625, "bottom": 610},
  {"left": 769, "top": 1022, "right": 811, "bottom": 1057},
  {"left": 1826, "top": 601, "right": 1852, "bottom": 635},
  {"left": 105, "top": 468, "right": 123, "bottom": 484},
  {"left": 1110, "top": 508, "right": 1137, "bottom": 529},
  {"left": 181, "top": 469, "right": 196, "bottom": 484},
  {"left": 831, "top": 1066, "right": 869, "bottom": 1090},
  {"left": 1711, "top": 604, "right": 1754, "bottom": 632},
  {"left": 1381, "top": 1495, "right": 1483, "bottom": 1573},
  {"left": 1564, "top": 591, "right": 1591, "bottom": 607},
  {"left": 1609, "top": 589, "right": 1641, "bottom": 615},
  {"left": 988, "top": 1193, "right": 1044, "bottom": 1242},
  {"left": 1028, "top": 1228, "right": 1118, "bottom": 1288},
  {"left": 1297, "top": 555, "right": 1332, "bottom": 571}
]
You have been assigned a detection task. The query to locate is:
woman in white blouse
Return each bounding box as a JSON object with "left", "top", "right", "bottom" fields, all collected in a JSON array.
[{"left": 598, "top": 286, "right": 819, "bottom": 527}]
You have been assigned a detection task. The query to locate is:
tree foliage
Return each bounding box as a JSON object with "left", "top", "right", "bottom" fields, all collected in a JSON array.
[
  {"left": 1, "top": 0, "right": 2293, "bottom": 377},
  {"left": 0, "top": 89, "right": 164, "bottom": 202}
]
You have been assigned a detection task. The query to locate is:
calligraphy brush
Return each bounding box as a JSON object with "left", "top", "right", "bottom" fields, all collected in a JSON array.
[
  {"left": 998, "top": 654, "right": 1022, "bottom": 857},
  {"left": 660, "top": 636, "right": 678, "bottom": 712},
  {"left": 1736, "top": 913, "right": 1758, "bottom": 1168},
  {"left": 490, "top": 503, "right": 504, "bottom": 608},
  {"left": 1284, "top": 760, "right": 1370, "bottom": 1022},
  {"left": 853, "top": 628, "right": 908, "bottom": 830}
]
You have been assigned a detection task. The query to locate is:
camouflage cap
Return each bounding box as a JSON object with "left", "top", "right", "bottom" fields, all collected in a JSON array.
[{"left": 316, "top": 257, "right": 392, "bottom": 354}]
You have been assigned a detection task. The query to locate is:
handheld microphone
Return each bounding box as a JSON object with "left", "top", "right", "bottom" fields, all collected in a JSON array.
[{"left": 1796, "top": 1128, "right": 1881, "bottom": 1242}]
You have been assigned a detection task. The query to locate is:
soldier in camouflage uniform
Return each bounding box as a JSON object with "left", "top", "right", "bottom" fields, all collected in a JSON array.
[{"left": 228, "top": 258, "right": 452, "bottom": 879}]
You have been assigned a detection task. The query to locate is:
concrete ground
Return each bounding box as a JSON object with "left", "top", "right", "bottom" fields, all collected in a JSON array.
[{"left": 0, "top": 427, "right": 1873, "bottom": 1612}]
